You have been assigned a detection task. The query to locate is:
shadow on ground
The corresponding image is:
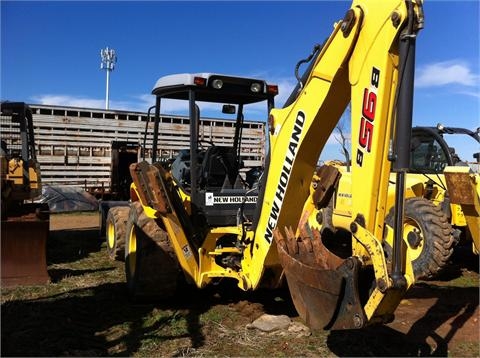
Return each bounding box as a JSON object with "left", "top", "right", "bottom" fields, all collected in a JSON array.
[
  {"left": 3, "top": 279, "right": 476, "bottom": 357},
  {"left": 327, "top": 284, "right": 478, "bottom": 357},
  {"left": 48, "top": 228, "right": 103, "bottom": 266},
  {"left": 327, "top": 244, "right": 479, "bottom": 357},
  {"left": 2, "top": 226, "right": 478, "bottom": 357},
  {"left": 1, "top": 281, "right": 295, "bottom": 357}
]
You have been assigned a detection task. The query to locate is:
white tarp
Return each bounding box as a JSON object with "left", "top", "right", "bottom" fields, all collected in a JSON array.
[{"left": 38, "top": 185, "right": 98, "bottom": 212}]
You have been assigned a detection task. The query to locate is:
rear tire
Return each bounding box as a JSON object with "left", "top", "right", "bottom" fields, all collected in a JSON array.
[
  {"left": 125, "top": 201, "right": 182, "bottom": 300},
  {"left": 385, "top": 197, "right": 455, "bottom": 280},
  {"left": 105, "top": 207, "right": 129, "bottom": 261}
]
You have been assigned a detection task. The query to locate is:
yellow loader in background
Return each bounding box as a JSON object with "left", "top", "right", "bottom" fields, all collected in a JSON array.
[
  {"left": 1, "top": 102, "right": 50, "bottom": 286},
  {"left": 316, "top": 125, "right": 479, "bottom": 280}
]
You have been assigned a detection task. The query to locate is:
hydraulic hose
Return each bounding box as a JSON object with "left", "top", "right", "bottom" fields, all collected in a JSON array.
[{"left": 391, "top": 0, "right": 417, "bottom": 289}]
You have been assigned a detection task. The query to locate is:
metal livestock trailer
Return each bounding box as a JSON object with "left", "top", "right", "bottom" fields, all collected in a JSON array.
[{"left": 28, "top": 104, "right": 266, "bottom": 199}]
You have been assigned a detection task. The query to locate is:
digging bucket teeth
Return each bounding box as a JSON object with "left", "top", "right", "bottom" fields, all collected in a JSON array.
[{"left": 274, "top": 224, "right": 366, "bottom": 330}]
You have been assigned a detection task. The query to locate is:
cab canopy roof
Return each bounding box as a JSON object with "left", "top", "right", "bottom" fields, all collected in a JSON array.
[{"left": 151, "top": 73, "right": 278, "bottom": 105}]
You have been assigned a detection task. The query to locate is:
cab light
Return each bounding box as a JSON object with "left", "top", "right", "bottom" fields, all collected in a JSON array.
[
  {"left": 267, "top": 85, "right": 279, "bottom": 95},
  {"left": 250, "top": 82, "right": 262, "bottom": 93},
  {"left": 212, "top": 79, "right": 223, "bottom": 89},
  {"left": 194, "top": 77, "right": 207, "bottom": 86}
]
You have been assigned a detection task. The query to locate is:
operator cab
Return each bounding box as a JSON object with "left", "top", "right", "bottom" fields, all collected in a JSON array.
[
  {"left": 147, "top": 73, "right": 278, "bottom": 227},
  {"left": 409, "top": 125, "right": 480, "bottom": 174}
]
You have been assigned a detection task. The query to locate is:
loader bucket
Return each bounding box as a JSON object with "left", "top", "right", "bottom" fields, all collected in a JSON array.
[
  {"left": 274, "top": 224, "right": 366, "bottom": 330},
  {"left": 1, "top": 205, "right": 50, "bottom": 287}
]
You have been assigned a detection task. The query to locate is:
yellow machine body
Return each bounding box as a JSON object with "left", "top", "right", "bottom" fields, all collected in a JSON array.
[{"left": 127, "top": 0, "right": 425, "bottom": 330}]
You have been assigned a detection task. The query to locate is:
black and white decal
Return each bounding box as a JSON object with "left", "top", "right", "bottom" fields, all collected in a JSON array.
[
  {"left": 205, "top": 194, "right": 257, "bottom": 206},
  {"left": 264, "top": 111, "right": 306, "bottom": 243}
]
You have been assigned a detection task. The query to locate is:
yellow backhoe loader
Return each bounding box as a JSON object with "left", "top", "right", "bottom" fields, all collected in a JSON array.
[
  {"left": 316, "top": 125, "right": 479, "bottom": 280},
  {"left": 405, "top": 125, "right": 479, "bottom": 254},
  {"left": 1, "top": 102, "right": 50, "bottom": 286},
  {"left": 110, "top": 0, "right": 429, "bottom": 330}
]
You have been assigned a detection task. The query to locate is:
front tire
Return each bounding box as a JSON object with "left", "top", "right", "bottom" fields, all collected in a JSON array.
[
  {"left": 125, "top": 201, "right": 182, "bottom": 300},
  {"left": 385, "top": 197, "right": 455, "bottom": 280}
]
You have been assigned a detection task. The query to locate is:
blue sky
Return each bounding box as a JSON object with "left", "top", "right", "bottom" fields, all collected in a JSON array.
[{"left": 1, "top": 1, "right": 479, "bottom": 161}]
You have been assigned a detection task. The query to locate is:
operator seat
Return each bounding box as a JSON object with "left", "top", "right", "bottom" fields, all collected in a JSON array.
[{"left": 201, "top": 146, "right": 236, "bottom": 189}]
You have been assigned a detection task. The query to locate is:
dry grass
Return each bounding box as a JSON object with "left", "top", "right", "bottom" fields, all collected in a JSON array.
[{"left": 1, "top": 213, "right": 478, "bottom": 357}]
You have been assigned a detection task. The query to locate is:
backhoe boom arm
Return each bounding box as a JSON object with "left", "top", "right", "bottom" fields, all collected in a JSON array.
[{"left": 244, "top": 0, "right": 424, "bottom": 328}]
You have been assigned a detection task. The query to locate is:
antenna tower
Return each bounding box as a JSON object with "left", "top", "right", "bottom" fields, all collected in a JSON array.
[{"left": 100, "top": 47, "right": 117, "bottom": 110}]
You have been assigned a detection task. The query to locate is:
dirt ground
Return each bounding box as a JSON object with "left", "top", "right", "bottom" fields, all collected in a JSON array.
[
  {"left": 50, "top": 213, "right": 100, "bottom": 230},
  {"left": 1, "top": 212, "right": 479, "bottom": 357}
]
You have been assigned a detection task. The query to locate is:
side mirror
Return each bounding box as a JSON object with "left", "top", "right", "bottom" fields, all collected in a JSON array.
[{"left": 222, "top": 105, "right": 236, "bottom": 114}]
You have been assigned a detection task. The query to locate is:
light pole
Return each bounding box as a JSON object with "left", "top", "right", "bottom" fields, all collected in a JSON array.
[{"left": 100, "top": 47, "right": 117, "bottom": 110}]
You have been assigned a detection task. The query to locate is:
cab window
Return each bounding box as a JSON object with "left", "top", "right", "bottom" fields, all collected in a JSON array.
[{"left": 410, "top": 135, "right": 448, "bottom": 173}]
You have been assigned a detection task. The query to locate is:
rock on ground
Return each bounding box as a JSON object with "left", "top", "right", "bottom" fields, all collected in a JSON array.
[{"left": 247, "top": 314, "right": 292, "bottom": 332}]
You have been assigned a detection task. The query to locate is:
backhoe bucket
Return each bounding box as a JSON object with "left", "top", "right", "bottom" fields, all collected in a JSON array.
[
  {"left": 1, "top": 204, "right": 50, "bottom": 287},
  {"left": 274, "top": 225, "right": 366, "bottom": 330}
]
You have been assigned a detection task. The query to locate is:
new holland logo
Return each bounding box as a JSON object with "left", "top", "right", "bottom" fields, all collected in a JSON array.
[
  {"left": 205, "top": 194, "right": 257, "bottom": 206},
  {"left": 264, "top": 111, "right": 305, "bottom": 244}
]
